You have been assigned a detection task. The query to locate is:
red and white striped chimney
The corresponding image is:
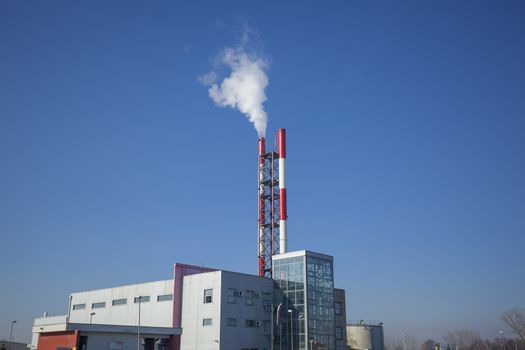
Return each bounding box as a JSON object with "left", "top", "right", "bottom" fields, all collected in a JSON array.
[{"left": 277, "top": 128, "right": 287, "bottom": 253}]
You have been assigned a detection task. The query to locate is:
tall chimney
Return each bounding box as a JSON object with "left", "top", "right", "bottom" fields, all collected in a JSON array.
[
  {"left": 277, "top": 128, "right": 287, "bottom": 253},
  {"left": 258, "top": 137, "right": 266, "bottom": 277}
]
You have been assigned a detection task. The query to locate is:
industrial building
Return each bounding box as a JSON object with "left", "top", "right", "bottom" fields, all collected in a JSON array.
[
  {"left": 0, "top": 340, "right": 28, "bottom": 350},
  {"left": 31, "top": 129, "right": 356, "bottom": 350},
  {"left": 33, "top": 254, "right": 346, "bottom": 350}
]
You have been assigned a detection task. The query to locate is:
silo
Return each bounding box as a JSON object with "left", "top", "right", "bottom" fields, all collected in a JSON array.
[{"left": 347, "top": 322, "right": 385, "bottom": 350}]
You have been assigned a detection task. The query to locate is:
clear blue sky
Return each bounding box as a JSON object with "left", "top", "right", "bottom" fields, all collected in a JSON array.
[{"left": 1, "top": 0, "right": 524, "bottom": 344}]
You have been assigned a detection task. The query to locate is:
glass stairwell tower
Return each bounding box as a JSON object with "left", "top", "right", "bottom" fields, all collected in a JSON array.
[{"left": 272, "top": 251, "right": 335, "bottom": 350}]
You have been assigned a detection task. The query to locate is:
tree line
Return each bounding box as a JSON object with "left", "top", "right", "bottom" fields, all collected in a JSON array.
[{"left": 385, "top": 308, "right": 525, "bottom": 350}]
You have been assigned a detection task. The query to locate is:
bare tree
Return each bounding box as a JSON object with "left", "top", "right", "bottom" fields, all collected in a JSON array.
[
  {"left": 502, "top": 308, "right": 525, "bottom": 343},
  {"left": 421, "top": 339, "right": 436, "bottom": 350},
  {"left": 443, "top": 330, "right": 482, "bottom": 350},
  {"left": 385, "top": 336, "right": 403, "bottom": 350},
  {"left": 385, "top": 333, "right": 418, "bottom": 350}
]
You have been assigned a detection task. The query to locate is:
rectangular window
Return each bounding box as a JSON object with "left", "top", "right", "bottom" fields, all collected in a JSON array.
[
  {"left": 91, "top": 302, "right": 106, "bottom": 309},
  {"left": 262, "top": 292, "right": 271, "bottom": 307},
  {"left": 227, "top": 288, "right": 237, "bottom": 304},
  {"left": 335, "top": 301, "right": 342, "bottom": 315},
  {"left": 245, "top": 319, "right": 255, "bottom": 327},
  {"left": 72, "top": 303, "right": 85, "bottom": 310},
  {"left": 157, "top": 294, "right": 173, "bottom": 302},
  {"left": 336, "top": 326, "right": 343, "bottom": 340},
  {"left": 263, "top": 320, "right": 271, "bottom": 335},
  {"left": 203, "top": 318, "right": 212, "bottom": 326},
  {"left": 203, "top": 289, "right": 213, "bottom": 304},
  {"left": 226, "top": 318, "right": 237, "bottom": 327},
  {"left": 112, "top": 298, "right": 127, "bottom": 306},
  {"left": 134, "top": 296, "right": 150, "bottom": 303},
  {"left": 245, "top": 290, "right": 254, "bottom": 306}
]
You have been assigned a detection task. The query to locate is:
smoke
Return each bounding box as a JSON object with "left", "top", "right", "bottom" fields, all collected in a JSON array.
[{"left": 199, "top": 35, "right": 269, "bottom": 137}]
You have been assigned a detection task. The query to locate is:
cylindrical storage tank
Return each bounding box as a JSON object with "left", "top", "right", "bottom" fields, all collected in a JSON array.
[{"left": 347, "top": 323, "right": 385, "bottom": 350}]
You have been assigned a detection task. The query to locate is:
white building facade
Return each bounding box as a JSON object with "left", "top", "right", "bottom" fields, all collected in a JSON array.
[
  {"left": 180, "top": 270, "right": 275, "bottom": 350},
  {"left": 32, "top": 280, "right": 178, "bottom": 350},
  {"left": 68, "top": 279, "right": 174, "bottom": 327},
  {"left": 32, "top": 256, "right": 346, "bottom": 350}
]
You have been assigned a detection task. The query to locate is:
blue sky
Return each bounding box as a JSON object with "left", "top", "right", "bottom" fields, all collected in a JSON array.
[{"left": 1, "top": 0, "right": 524, "bottom": 344}]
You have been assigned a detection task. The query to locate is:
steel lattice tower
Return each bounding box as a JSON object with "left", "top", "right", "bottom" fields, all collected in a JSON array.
[{"left": 258, "top": 129, "right": 287, "bottom": 278}]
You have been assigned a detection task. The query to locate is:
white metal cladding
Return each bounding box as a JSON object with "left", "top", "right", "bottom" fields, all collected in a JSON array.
[
  {"left": 68, "top": 279, "right": 174, "bottom": 328},
  {"left": 180, "top": 270, "right": 274, "bottom": 350}
]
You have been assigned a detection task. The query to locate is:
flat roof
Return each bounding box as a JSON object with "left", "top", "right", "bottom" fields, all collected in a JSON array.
[
  {"left": 182, "top": 268, "right": 273, "bottom": 281},
  {"left": 272, "top": 250, "right": 333, "bottom": 261},
  {"left": 36, "top": 322, "right": 181, "bottom": 336}
]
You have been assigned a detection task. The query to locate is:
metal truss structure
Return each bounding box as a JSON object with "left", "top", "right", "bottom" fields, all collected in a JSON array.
[{"left": 258, "top": 139, "right": 280, "bottom": 278}]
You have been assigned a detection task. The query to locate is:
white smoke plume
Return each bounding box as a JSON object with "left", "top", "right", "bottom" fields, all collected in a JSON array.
[{"left": 199, "top": 37, "right": 270, "bottom": 137}]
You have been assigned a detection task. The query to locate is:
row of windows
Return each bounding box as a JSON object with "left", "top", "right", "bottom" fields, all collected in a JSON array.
[
  {"left": 201, "top": 318, "right": 270, "bottom": 330},
  {"left": 204, "top": 288, "right": 272, "bottom": 307},
  {"left": 72, "top": 294, "right": 173, "bottom": 310}
]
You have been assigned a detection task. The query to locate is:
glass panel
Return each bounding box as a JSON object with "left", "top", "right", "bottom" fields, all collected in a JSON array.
[
  {"left": 203, "top": 289, "right": 213, "bottom": 303},
  {"left": 157, "top": 294, "right": 173, "bottom": 302},
  {"left": 72, "top": 304, "right": 85, "bottom": 310},
  {"left": 91, "top": 302, "right": 105, "bottom": 309},
  {"left": 305, "top": 255, "right": 335, "bottom": 349},
  {"left": 134, "top": 296, "right": 150, "bottom": 303}
]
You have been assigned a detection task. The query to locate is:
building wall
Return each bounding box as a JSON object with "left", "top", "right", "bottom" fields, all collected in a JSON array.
[
  {"left": 0, "top": 341, "right": 28, "bottom": 350},
  {"left": 31, "top": 315, "right": 69, "bottom": 349},
  {"left": 68, "top": 280, "right": 173, "bottom": 328},
  {"left": 38, "top": 330, "right": 79, "bottom": 350},
  {"left": 171, "top": 263, "right": 216, "bottom": 350},
  {"left": 77, "top": 331, "right": 166, "bottom": 350},
  {"left": 334, "top": 289, "right": 348, "bottom": 350},
  {"left": 180, "top": 271, "right": 222, "bottom": 350},
  {"left": 220, "top": 271, "right": 274, "bottom": 349},
  {"left": 180, "top": 270, "right": 274, "bottom": 350}
]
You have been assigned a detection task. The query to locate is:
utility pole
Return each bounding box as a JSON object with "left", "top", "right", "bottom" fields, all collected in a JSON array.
[
  {"left": 137, "top": 296, "right": 142, "bottom": 350},
  {"left": 10, "top": 320, "right": 17, "bottom": 342}
]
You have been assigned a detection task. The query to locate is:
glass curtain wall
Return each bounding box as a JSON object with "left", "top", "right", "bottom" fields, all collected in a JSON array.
[
  {"left": 273, "top": 255, "right": 306, "bottom": 350},
  {"left": 306, "top": 255, "right": 335, "bottom": 349},
  {"left": 273, "top": 252, "right": 335, "bottom": 350}
]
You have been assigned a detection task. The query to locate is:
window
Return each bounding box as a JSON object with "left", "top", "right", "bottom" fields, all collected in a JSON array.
[
  {"left": 202, "top": 318, "right": 212, "bottom": 326},
  {"left": 245, "top": 319, "right": 256, "bottom": 327},
  {"left": 91, "top": 302, "right": 106, "bottom": 309},
  {"left": 203, "top": 289, "right": 213, "bottom": 304},
  {"left": 227, "top": 288, "right": 237, "bottom": 304},
  {"left": 226, "top": 318, "right": 237, "bottom": 327},
  {"left": 335, "top": 301, "right": 342, "bottom": 315},
  {"left": 112, "top": 298, "right": 127, "bottom": 306},
  {"left": 157, "top": 294, "right": 173, "bottom": 302},
  {"left": 72, "top": 303, "right": 85, "bottom": 310},
  {"left": 336, "top": 326, "right": 343, "bottom": 340},
  {"left": 262, "top": 292, "right": 271, "bottom": 307},
  {"left": 245, "top": 290, "right": 254, "bottom": 306},
  {"left": 134, "top": 296, "right": 150, "bottom": 303},
  {"left": 263, "top": 320, "right": 271, "bottom": 335}
]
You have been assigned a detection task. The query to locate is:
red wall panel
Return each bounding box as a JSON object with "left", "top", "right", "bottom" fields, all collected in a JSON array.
[{"left": 38, "top": 330, "right": 79, "bottom": 350}]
